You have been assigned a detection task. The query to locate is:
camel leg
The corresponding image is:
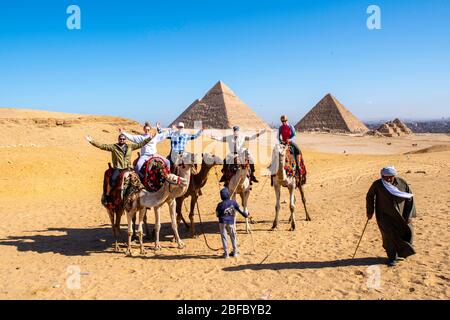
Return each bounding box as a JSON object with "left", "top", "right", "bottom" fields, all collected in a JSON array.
[
  {"left": 168, "top": 200, "right": 185, "bottom": 249},
  {"left": 240, "top": 191, "right": 251, "bottom": 234},
  {"left": 153, "top": 207, "right": 161, "bottom": 250},
  {"left": 176, "top": 197, "right": 190, "bottom": 230},
  {"left": 125, "top": 209, "right": 135, "bottom": 256},
  {"left": 131, "top": 215, "right": 138, "bottom": 242},
  {"left": 189, "top": 194, "right": 198, "bottom": 238},
  {"left": 137, "top": 208, "right": 146, "bottom": 255},
  {"left": 299, "top": 184, "right": 312, "bottom": 221},
  {"left": 114, "top": 209, "right": 124, "bottom": 251},
  {"left": 143, "top": 209, "right": 152, "bottom": 240},
  {"left": 272, "top": 183, "right": 281, "bottom": 230},
  {"left": 106, "top": 208, "right": 117, "bottom": 250},
  {"left": 288, "top": 184, "right": 296, "bottom": 231}
]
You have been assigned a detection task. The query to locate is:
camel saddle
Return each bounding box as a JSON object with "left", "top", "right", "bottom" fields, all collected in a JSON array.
[
  {"left": 102, "top": 166, "right": 133, "bottom": 212},
  {"left": 283, "top": 145, "right": 307, "bottom": 186},
  {"left": 141, "top": 156, "right": 170, "bottom": 192},
  {"left": 222, "top": 154, "right": 250, "bottom": 186}
]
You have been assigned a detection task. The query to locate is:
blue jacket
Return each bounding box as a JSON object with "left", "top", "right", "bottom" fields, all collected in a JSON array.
[{"left": 215, "top": 188, "right": 248, "bottom": 224}]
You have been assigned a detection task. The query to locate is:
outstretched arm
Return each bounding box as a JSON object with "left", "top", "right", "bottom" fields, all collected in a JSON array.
[
  {"left": 121, "top": 131, "right": 145, "bottom": 144},
  {"left": 189, "top": 129, "right": 203, "bottom": 140},
  {"left": 85, "top": 135, "right": 114, "bottom": 151},
  {"left": 233, "top": 201, "right": 248, "bottom": 219},
  {"left": 211, "top": 134, "right": 227, "bottom": 142},
  {"left": 131, "top": 136, "right": 153, "bottom": 151},
  {"left": 245, "top": 129, "right": 267, "bottom": 141}
]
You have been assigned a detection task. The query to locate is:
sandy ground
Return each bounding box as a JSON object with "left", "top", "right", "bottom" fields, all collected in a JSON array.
[{"left": 0, "top": 108, "right": 449, "bottom": 300}]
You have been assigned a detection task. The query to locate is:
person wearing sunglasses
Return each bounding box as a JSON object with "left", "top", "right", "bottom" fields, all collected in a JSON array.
[
  {"left": 278, "top": 115, "right": 301, "bottom": 174},
  {"left": 85, "top": 133, "right": 153, "bottom": 201}
]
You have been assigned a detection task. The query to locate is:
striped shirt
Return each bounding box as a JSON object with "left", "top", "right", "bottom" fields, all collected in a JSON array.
[{"left": 166, "top": 129, "right": 203, "bottom": 153}]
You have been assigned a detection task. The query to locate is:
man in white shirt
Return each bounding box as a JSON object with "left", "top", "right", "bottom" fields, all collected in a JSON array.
[
  {"left": 211, "top": 126, "right": 266, "bottom": 184},
  {"left": 119, "top": 121, "right": 172, "bottom": 177}
]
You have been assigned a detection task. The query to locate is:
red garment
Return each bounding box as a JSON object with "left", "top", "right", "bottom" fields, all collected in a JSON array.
[{"left": 280, "top": 124, "right": 293, "bottom": 142}]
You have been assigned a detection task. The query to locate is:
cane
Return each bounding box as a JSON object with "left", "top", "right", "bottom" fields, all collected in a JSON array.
[{"left": 352, "top": 218, "right": 370, "bottom": 259}]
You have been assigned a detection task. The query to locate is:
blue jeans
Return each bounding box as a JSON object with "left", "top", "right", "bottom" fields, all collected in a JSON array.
[{"left": 219, "top": 223, "right": 237, "bottom": 254}]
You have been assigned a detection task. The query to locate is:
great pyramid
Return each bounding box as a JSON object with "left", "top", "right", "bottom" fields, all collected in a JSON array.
[
  {"left": 170, "top": 81, "right": 270, "bottom": 130},
  {"left": 295, "top": 94, "right": 369, "bottom": 133}
]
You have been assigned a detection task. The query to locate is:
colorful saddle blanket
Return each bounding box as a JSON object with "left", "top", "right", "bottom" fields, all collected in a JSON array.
[{"left": 142, "top": 156, "right": 170, "bottom": 192}]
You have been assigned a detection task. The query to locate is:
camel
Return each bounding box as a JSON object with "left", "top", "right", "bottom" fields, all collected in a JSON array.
[
  {"left": 149, "top": 152, "right": 196, "bottom": 250},
  {"left": 123, "top": 170, "right": 188, "bottom": 256},
  {"left": 226, "top": 153, "right": 253, "bottom": 234},
  {"left": 175, "top": 153, "right": 222, "bottom": 238},
  {"left": 269, "top": 143, "right": 311, "bottom": 231}
]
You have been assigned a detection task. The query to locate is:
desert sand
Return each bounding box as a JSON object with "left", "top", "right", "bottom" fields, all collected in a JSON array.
[{"left": 0, "top": 108, "right": 449, "bottom": 300}]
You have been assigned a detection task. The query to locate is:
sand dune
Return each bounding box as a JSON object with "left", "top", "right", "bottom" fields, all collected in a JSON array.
[{"left": 0, "top": 108, "right": 449, "bottom": 299}]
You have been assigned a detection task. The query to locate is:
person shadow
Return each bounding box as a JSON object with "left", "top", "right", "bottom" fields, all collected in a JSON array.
[{"left": 222, "top": 257, "right": 387, "bottom": 272}]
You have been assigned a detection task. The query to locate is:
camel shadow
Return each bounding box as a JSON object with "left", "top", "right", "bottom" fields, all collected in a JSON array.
[
  {"left": 222, "top": 257, "right": 387, "bottom": 272},
  {"left": 0, "top": 226, "right": 116, "bottom": 256},
  {"left": 0, "top": 221, "right": 224, "bottom": 257}
]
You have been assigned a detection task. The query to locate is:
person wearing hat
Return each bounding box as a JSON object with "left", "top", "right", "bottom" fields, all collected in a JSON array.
[
  {"left": 119, "top": 121, "right": 172, "bottom": 177},
  {"left": 85, "top": 133, "right": 153, "bottom": 203},
  {"left": 165, "top": 121, "right": 203, "bottom": 169},
  {"left": 278, "top": 115, "right": 302, "bottom": 174},
  {"left": 366, "top": 166, "right": 417, "bottom": 266},
  {"left": 211, "top": 125, "right": 266, "bottom": 184}
]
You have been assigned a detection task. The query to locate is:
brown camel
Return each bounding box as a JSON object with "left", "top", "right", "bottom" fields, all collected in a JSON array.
[{"left": 175, "top": 153, "right": 222, "bottom": 238}]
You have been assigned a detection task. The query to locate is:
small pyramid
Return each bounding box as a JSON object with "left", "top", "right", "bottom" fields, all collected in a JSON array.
[
  {"left": 295, "top": 94, "right": 368, "bottom": 133},
  {"left": 170, "top": 81, "right": 270, "bottom": 130}
]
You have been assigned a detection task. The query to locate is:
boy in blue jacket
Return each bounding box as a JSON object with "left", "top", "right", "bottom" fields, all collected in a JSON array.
[{"left": 215, "top": 187, "right": 249, "bottom": 258}]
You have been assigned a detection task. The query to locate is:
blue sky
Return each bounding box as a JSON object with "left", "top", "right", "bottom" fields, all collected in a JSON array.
[{"left": 0, "top": 0, "right": 449, "bottom": 124}]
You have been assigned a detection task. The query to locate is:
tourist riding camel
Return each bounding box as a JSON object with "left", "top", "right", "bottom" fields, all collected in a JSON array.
[
  {"left": 211, "top": 125, "right": 265, "bottom": 184},
  {"left": 366, "top": 166, "right": 416, "bottom": 267},
  {"left": 85, "top": 133, "right": 153, "bottom": 203},
  {"left": 119, "top": 121, "right": 172, "bottom": 177},
  {"left": 278, "top": 115, "right": 301, "bottom": 175},
  {"left": 165, "top": 122, "right": 203, "bottom": 170},
  {"left": 268, "top": 143, "right": 310, "bottom": 231}
]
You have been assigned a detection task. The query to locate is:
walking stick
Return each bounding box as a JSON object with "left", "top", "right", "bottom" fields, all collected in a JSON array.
[{"left": 352, "top": 218, "right": 370, "bottom": 259}]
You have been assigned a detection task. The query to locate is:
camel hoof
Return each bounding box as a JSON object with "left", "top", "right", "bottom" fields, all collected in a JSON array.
[
  {"left": 306, "top": 217, "right": 312, "bottom": 222},
  {"left": 192, "top": 234, "right": 198, "bottom": 239},
  {"left": 271, "top": 226, "right": 278, "bottom": 231},
  {"left": 177, "top": 242, "right": 186, "bottom": 249},
  {"left": 249, "top": 218, "right": 257, "bottom": 224},
  {"left": 154, "top": 244, "right": 162, "bottom": 251},
  {"left": 125, "top": 249, "right": 133, "bottom": 257},
  {"left": 140, "top": 249, "right": 147, "bottom": 255},
  {"left": 289, "top": 226, "right": 296, "bottom": 231}
]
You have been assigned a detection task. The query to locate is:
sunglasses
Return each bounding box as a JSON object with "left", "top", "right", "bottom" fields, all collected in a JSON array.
[{"left": 119, "top": 138, "right": 126, "bottom": 141}]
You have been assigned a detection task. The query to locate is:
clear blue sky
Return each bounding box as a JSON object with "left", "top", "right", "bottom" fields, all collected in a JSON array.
[{"left": 1, "top": 0, "right": 449, "bottom": 124}]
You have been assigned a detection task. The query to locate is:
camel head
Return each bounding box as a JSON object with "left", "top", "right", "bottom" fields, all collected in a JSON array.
[
  {"left": 202, "top": 153, "right": 223, "bottom": 167},
  {"left": 166, "top": 173, "right": 189, "bottom": 187}
]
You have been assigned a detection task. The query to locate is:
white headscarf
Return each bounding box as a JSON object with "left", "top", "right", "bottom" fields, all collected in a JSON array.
[{"left": 381, "top": 166, "right": 413, "bottom": 199}]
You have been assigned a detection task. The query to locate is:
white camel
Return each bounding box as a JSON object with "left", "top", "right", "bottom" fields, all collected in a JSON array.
[
  {"left": 152, "top": 152, "right": 196, "bottom": 250},
  {"left": 123, "top": 170, "right": 188, "bottom": 256},
  {"left": 269, "top": 143, "right": 311, "bottom": 231}
]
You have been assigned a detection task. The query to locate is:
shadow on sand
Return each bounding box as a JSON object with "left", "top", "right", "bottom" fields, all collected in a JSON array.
[
  {"left": 0, "top": 221, "right": 221, "bottom": 257},
  {"left": 222, "top": 257, "right": 387, "bottom": 272}
]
